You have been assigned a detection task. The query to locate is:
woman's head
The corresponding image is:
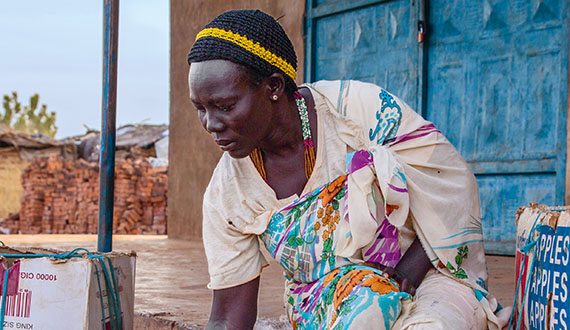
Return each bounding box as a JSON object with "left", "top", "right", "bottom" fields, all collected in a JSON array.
[
  {"left": 188, "top": 59, "right": 277, "bottom": 159},
  {"left": 187, "top": 9, "right": 298, "bottom": 94}
]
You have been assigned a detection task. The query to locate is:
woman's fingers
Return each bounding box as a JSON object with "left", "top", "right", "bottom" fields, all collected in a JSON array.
[
  {"left": 398, "top": 278, "right": 417, "bottom": 296},
  {"left": 380, "top": 266, "right": 397, "bottom": 279},
  {"left": 358, "top": 262, "right": 417, "bottom": 296},
  {"left": 374, "top": 264, "right": 418, "bottom": 296},
  {"left": 359, "top": 261, "right": 385, "bottom": 271}
]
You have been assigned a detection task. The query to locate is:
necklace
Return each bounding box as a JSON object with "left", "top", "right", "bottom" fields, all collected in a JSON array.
[{"left": 249, "top": 91, "right": 316, "bottom": 181}]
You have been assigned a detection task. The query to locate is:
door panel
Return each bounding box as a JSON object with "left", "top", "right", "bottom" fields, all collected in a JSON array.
[
  {"left": 426, "top": 0, "right": 568, "bottom": 254},
  {"left": 307, "top": 0, "right": 422, "bottom": 110},
  {"left": 478, "top": 173, "right": 557, "bottom": 254}
]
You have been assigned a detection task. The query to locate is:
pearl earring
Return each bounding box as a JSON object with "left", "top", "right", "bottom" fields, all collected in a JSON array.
[{"left": 271, "top": 95, "right": 278, "bottom": 101}]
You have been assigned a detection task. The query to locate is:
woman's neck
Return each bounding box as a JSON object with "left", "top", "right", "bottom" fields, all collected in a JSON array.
[
  {"left": 257, "top": 87, "right": 317, "bottom": 199},
  {"left": 258, "top": 94, "right": 305, "bottom": 158}
]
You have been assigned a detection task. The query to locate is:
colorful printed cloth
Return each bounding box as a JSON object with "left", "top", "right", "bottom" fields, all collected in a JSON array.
[
  {"left": 260, "top": 149, "right": 411, "bottom": 329},
  {"left": 285, "top": 265, "right": 407, "bottom": 330},
  {"left": 201, "top": 80, "right": 506, "bottom": 329}
]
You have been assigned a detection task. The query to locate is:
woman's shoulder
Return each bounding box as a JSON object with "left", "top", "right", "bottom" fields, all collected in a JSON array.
[
  {"left": 204, "top": 153, "right": 276, "bottom": 210},
  {"left": 204, "top": 153, "right": 249, "bottom": 198},
  {"left": 306, "top": 79, "right": 388, "bottom": 97},
  {"left": 304, "top": 80, "right": 406, "bottom": 119},
  {"left": 304, "top": 80, "right": 382, "bottom": 109},
  {"left": 306, "top": 80, "right": 429, "bottom": 146}
]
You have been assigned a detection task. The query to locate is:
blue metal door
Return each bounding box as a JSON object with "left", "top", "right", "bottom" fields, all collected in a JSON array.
[
  {"left": 305, "top": 0, "right": 424, "bottom": 110},
  {"left": 425, "top": 0, "right": 569, "bottom": 254},
  {"left": 305, "top": 0, "right": 570, "bottom": 255}
]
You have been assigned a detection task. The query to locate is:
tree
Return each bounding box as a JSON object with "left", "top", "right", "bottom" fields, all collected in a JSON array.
[{"left": 1, "top": 91, "right": 57, "bottom": 137}]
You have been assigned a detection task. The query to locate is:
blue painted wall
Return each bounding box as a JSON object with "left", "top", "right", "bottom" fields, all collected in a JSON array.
[{"left": 305, "top": 0, "right": 569, "bottom": 255}]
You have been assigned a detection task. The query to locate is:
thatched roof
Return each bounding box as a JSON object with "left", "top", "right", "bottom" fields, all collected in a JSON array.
[
  {"left": 0, "top": 126, "right": 62, "bottom": 149},
  {"left": 67, "top": 124, "right": 168, "bottom": 148},
  {"left": 68, "top": 124, "right": 169, "bottom": 162},
  {"left": 0, "top": 124, "right": 168, "bottom": 162},
  {"left": 115, "top": 124, "right": 168, "bottom": 149}
]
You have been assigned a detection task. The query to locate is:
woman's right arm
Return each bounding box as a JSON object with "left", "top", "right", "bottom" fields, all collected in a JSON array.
[{"left": 206, "top": 276, "right": 260, "bottom": 330}]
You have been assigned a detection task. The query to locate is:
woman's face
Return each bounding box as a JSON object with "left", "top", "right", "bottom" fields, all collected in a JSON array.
[{"left": 188, "top": 60, "right": 272, "bottom": 159}]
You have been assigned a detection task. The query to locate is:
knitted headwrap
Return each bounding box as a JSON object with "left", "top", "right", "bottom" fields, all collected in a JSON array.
[{"left": 187, "top": 9, "right": 297, "bottom": 92}]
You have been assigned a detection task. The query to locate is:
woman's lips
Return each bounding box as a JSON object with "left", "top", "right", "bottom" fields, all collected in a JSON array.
[{"left": 216, "top": 140, "right": 236, "bottom": 151}]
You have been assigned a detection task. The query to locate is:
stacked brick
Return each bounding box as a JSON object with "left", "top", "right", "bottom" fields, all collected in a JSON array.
[{"left": 6, "top": 155, "right": 167, "bottom": 234}]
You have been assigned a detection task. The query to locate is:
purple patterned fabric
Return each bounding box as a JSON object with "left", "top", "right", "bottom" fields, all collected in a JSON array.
[
  {"left": 348, "top": 150, "right": 374, "bottom": 174},
  {"left": 388, "top": 123, "right": 440, "bottom": 146},
  {"left": 363, "top": 218, "right": 401, "bottom": 268}
]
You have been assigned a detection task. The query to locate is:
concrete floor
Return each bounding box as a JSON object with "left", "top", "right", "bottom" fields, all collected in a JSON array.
[{"left": 0, "top": 235, "right": 516, "bottom": 329}]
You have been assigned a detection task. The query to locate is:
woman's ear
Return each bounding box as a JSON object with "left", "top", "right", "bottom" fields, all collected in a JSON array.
[{"left": 265, "top": 73, "right": 286, "bottom": 102}]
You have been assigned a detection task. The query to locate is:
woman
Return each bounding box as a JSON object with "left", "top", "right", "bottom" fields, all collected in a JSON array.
[{"left": 187, "top": 9, "right": 509, "bottom": 330}]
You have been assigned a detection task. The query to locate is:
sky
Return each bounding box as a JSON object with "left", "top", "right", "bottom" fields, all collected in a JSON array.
[{"left": 0, "top": 1, "right": 169, "bottom": 139}]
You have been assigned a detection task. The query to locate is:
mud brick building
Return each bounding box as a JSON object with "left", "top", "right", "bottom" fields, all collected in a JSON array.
[{"left": 0, "top": 124, "right": 169, "bottom": 235}]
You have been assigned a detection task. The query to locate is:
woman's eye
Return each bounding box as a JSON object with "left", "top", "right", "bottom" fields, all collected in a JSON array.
[
  {"left": 218, "top": 104, "right": 234, "bottom": 112},
  {"left": 194, "top": 106, "right": 206, "bottom": 115}
]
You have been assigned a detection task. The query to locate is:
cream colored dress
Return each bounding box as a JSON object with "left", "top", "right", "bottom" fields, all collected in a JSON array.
[{"left": 202, "top": 80, "right": 509, "bottom": 329}]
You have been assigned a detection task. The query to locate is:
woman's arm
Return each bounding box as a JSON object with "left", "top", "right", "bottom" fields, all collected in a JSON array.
[
  {"left": 361, "top": 237, "right": 432, "bottom": 296},
  {"left": 206, "top": 276, "right": 260, "bottom": 330},
  {"left": 388, "top": 237, "right": 433, "bottom": 296}
]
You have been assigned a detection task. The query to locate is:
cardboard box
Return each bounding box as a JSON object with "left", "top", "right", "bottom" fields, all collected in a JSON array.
[
  {"left": 0, "top": 247, "right": 136, "bottom": 330},
  {"left": 515, "top": 203, "right": 570, "bottom": 330}
]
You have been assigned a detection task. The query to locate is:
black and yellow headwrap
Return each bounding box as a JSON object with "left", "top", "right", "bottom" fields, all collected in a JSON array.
[{"left": 187, "top": 10, "right": 297, "bottom": 92}]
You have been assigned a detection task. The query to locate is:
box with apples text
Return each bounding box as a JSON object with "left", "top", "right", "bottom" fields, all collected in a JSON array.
[{"left": 515, "top": 203, "right": 570, "bottom": 330}]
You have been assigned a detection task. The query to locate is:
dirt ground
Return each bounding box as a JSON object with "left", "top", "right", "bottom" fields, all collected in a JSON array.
[{"left": 0, "top": 235, "right": 515, "bottom": 329}]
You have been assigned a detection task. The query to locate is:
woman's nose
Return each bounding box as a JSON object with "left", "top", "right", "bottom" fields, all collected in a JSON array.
[{"left": 204, "top": 111, "right": 225, "bottom": 133}]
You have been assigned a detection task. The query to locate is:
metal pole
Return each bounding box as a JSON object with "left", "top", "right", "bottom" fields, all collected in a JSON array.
[{"left": 98, "top": 0, "right": 119, "bottom": 252}]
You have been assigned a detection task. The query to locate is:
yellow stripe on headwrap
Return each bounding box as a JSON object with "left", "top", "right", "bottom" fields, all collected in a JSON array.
[{"left": 195, "top": 27, "right": 296, "bottom": 81}]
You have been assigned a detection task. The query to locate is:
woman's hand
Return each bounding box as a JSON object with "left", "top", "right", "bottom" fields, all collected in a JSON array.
[
  {"left": 359, "top": 262, "right": 417, "bottom": 296},
  {"left": 380, "top": 265, "right": 417, "bottom": 296},
  {"left": 360, "top": 237, "right": 433, "bottom": 297}
]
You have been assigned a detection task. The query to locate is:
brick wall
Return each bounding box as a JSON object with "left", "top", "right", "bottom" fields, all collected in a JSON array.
[{"left": 3, "top": 155, "right": 167, "bottom": 234}]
